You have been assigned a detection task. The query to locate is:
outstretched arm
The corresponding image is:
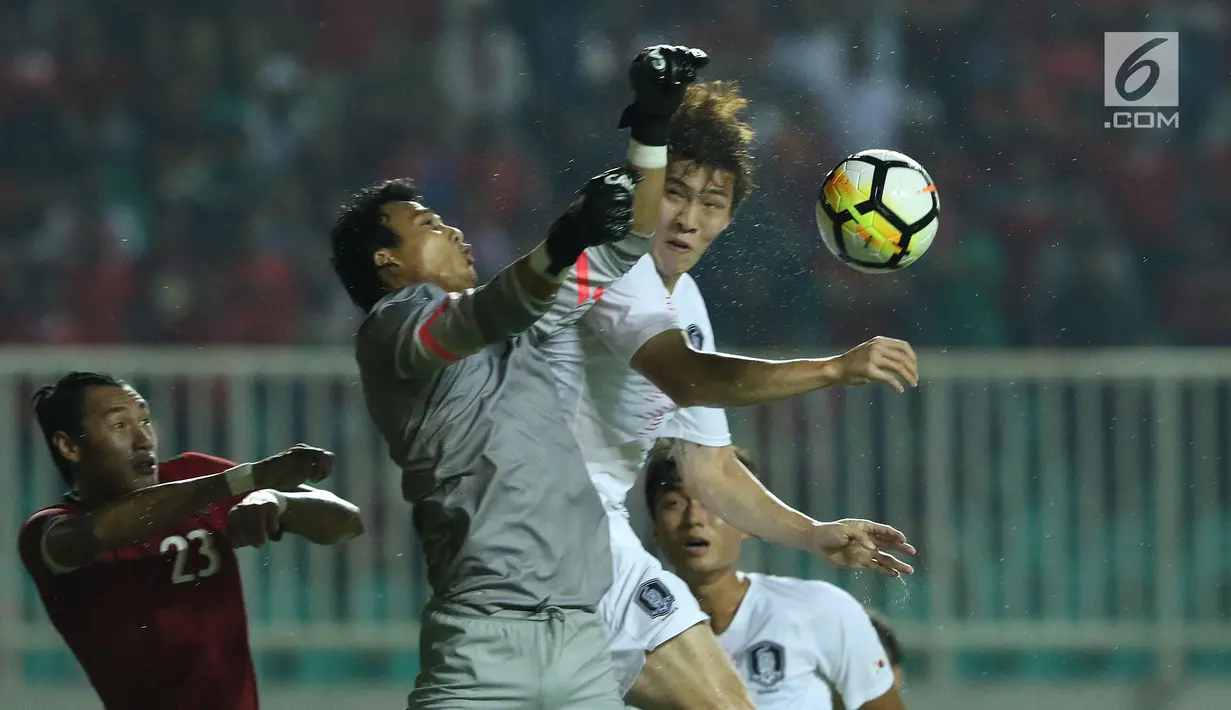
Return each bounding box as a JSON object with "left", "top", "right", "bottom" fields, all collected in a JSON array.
[
  {"left": 227, "top": 486, "right": 364, "bottom": 548},
  {"left": 371, "top": 168, "right": 640, "bottom": 377},
  {"left": 632, "top": 332, "right": 919, "bottom": 408},
  {"left": 33, "top": 446, "right": 333, "bottom": 573},
  {"left": 672, "top": 441, "right": 819, "bottom": 550},
  {"left": 38, "top": 475, "right": 235, "bottom": 572},
  {"left": 531, "top": 45, "right": 710, "bottom": 341},
  {"left": 672, "top": 440, "right": 915, "bottom": 577}
]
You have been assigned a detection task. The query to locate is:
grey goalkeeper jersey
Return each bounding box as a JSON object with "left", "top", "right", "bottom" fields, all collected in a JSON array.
[{"left": 355, "top": 238, "right": 649, "bottom": 612}]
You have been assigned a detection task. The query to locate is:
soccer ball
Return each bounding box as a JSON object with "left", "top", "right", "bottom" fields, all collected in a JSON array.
[{"left": 815, "top": 149, "right": 939, "bottom": 273}]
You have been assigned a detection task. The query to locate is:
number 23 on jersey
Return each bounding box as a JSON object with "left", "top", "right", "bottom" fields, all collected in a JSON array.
[{"left": 159, "top": 529, "right": 223, "bottom": 584}]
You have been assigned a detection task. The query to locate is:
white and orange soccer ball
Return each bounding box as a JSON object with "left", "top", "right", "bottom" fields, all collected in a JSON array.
[{"left": 815, "top": 149, "right": 940, "bottom": 273}]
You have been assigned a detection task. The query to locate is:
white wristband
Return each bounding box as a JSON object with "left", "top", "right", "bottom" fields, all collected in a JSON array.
[
  {"left": 528, "top": 242, "right": 570, "bottom": 283},
  {"left": 627, "top": 139, "right": 667, "bottom": 169},
  {"left": 224, "top": 463, "right": 255, "bottom": 496},
  {"left": 272, "top": 490, "right": 289, "bottom": 516}
]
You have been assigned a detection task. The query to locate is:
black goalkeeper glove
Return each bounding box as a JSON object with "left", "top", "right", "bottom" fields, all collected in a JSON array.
[
  {"left": 541, "top": 167, "right": 642, "bottom": 276},
  {"left": 618, "top": 45, "right": 710, "bottom": 147}
]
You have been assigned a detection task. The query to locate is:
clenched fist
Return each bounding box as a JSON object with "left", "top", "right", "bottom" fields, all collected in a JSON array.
[
  {"left": 831, "top": 336, "right": 919, "bottom": 393},
  {"left": 619, "top": 44, "right": 710, "bottom": 146},
  {"left": 251, "top": 444, "right": 334, "bottom": 491},
  {"left": 542, "top": 167, "right": 641, "bottom": 275},
  {"left": 228, "top": 490, "right": 286, "bottom": 549}
]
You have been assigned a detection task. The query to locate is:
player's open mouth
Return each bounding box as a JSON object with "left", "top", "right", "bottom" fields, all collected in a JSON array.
[
  {"left": 133, "top": 456, "right": 157, "bottom": 475},
  {"left": 666, "top": 238, "right": 692, "bottom": 253},
  {"left": 683, "top": 538, "right": 710, "bottom": 555}
]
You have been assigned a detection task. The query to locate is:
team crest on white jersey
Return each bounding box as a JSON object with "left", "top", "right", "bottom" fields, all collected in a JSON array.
[
  {"left": 747, "top": 640, "right": 786, "bottom": 689},
  {"left": 685, "top": 323, "right": 704, "bottom": 349},
  {"left": 635, "top": 579, "right": 676, "bottom": 618}
]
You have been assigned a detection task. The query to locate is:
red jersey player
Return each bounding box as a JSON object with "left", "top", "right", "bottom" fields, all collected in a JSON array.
[{"left": 17, "top": 371, "right": 366, "bottom": 710}]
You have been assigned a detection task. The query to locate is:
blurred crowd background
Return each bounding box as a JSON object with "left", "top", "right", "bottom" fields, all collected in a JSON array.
[
  {"left": 3, "top": 3, "right": 1230, "bottom": 706},
  {"left": 1, "top": 0, "right": 1228, "bottom": 349}
]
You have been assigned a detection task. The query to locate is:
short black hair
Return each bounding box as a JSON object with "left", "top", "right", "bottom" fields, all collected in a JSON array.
[
  {"left": 669, "top": 81, "right": 757, "bottom": 210},
  {"left": 866, "top": 609, "right": 902, "bottom": 667},
  {"left": 329, "top": 178, "right": 422, "bottom": 312},
  {"left": 644, "top": 439, "right": 758, "bottom": 520},
  {"left": 33, "top": 372, "right": 127, "bottom": 485}
]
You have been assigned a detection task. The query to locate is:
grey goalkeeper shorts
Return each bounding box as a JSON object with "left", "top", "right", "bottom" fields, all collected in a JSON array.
[{"left": 408, "top": 601, "right": 625, "bottom": 709}]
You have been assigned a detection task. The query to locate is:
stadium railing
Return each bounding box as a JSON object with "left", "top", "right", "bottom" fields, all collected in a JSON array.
[{"left": 1, "top": 347, "right": 1228, "bottom": 698}]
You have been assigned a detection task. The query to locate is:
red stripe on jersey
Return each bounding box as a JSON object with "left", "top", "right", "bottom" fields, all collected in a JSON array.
[
  {"left": 576, "top": 252, "right": 593, "bottom": 304},
  {"left": 418, "top": 301, "right": 460, "bottom": 361},
  {"left": 594, "top": 286, "right": 605, "bottom": 301}
]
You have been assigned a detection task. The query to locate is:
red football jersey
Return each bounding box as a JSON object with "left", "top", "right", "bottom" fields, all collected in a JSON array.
[{"left": 18, "top": 452, "right": 259, "bottom": 710}]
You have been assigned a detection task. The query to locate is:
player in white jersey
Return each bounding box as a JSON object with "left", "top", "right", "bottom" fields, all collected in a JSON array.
[
  {"left": 645, "top": 443, "right": 908, "bottom": 710},
  {"left": 541, "top": 81, "right": 918, "bottom": 709},
  {"left": 839, "top": 611, "right": 904, "bottom": 709}
]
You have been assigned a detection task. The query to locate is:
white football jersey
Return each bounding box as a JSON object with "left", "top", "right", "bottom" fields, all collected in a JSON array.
[
  {"left": 719, "top": 573, "right": 895, "bottom": 710},
  {"left": 542, "top": 254, "right": 732, "bottom": 509}
]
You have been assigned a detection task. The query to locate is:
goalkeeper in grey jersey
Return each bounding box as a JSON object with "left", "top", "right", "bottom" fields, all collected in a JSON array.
[{"left": 328, "top": 46, "right": 710, "bottom": 710}]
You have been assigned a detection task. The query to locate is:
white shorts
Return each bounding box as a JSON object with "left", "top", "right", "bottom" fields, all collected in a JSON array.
[{"left": 597, "top": 512, "right": 709, "bottom": 696}]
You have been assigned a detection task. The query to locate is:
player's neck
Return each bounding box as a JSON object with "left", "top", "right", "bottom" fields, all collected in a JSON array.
[
  {"left": 380, "top": 269, "right": 418, "bottom": 295},
  {"left": 689, "top": 571, "right": 749, "bottom": 635},
  {"left": 657, "top": 268, "right": 682, "bottom": 293},
  {"left": 73, "top": 484, "right": 117, "bottom": 507},
  {"left": 650, "top": 250, "right": 687, "bottom": 293},
  {"left": 649, "top": 255, "right": 689, "bottom": 291}
]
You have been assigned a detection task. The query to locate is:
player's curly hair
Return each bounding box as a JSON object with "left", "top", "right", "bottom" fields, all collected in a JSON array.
[
  {"left": 33, "top": 371, "right": 127, "bottom": 486},
  {"left": 643, "top": 439, "right": 758, "bottom": 520},
  {"left": 330, "top": 178, "right": 422, "bottom": 312},
  {"left": 669, "top": 81, "right": 757, "bottom": 210}
]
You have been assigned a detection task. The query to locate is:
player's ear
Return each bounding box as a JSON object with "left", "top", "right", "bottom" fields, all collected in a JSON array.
[
  {"left": 373, "top": 248, "right": 400, "bottom": 270},
  {"left": 53, "top": 431, "right": 82, "bottom": 465}
]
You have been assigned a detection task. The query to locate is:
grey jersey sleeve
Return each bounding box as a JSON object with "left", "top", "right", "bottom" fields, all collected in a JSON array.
[
  {"left": 529, "top": 235, "right": 652, "bottom": 344},
  {"left": 363, "top": 267, "right": 556, "bottom": 377},
  {"left": 362, "top": 235, "right": 650, "bottom": 377}
]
